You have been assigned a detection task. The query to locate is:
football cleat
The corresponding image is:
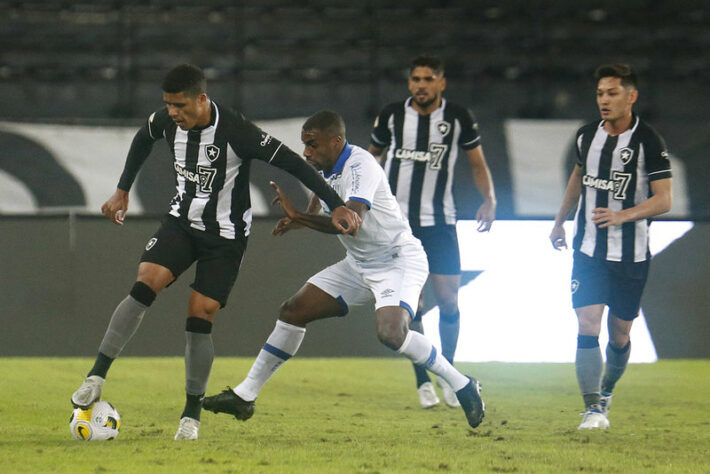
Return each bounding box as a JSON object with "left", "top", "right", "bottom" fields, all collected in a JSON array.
[
  {"left": 417, "top": 382, "right": 440, "bottom": 409},
  {"left": 71, "top": 375, "right": 105, "bottom": 409},
  {"left": 202, "top": 388, "right": 255, "bottom": 421},
  {"left": 174, "top": 417, "right": 200, "bottom": 440},
  {"left": 578, "top": 409, "right": 610, "bottom": 430},
  {"left": 600, "top": 391, "right": 613, "bottom": 416},
  {"left": 455, "top": 377, "right": 485, "bottom": 429},
  {"left": 437, "top": 378, "right": 461, "bottom": 408}
]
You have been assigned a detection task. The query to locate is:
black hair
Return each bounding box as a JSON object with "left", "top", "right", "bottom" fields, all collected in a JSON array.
[
  {"left": 594, "top": 64, "right": 637, "bottom": 89},
  {"left": 302, "top": 110, "right": 346, "bottom": 138},
  {"left": 410, "top": 54, "right": 445, "bottom": 76},
  {"left": 161, "top": 64, "right": 206, "bottom": 97}
]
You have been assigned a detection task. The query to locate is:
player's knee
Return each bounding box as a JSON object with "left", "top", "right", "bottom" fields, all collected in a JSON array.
[
  {"left": 609, "top": 333, "right": 630, "bottom": 350},
  {"left": 376, "top": 318, "right": 407, "bottom": 350},
  {"left": 188, "top": 298, "right": 220, "bottom": 321},
  {"left": 130, "top": 281, "right": 157, "bottom": 307},
  {"left": 279, "top": 298, "right": 306, "bottom": 326}
]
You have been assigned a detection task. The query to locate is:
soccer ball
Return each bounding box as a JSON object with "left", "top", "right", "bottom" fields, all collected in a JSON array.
[{"left": 69, "top": 400, "right": 121, "bottom": 441}]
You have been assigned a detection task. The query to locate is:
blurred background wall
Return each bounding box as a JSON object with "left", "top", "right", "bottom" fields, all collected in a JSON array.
[{"left": 0, "top": 0, "right": 707, "bottom": 357}]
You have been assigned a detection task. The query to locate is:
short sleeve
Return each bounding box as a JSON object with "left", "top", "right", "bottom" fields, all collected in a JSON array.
[
  {"left": 458, "top": 108, "right": 481, "bottom": 150},
  {"left": 643, "top": 127, "right": 672, "bottom": 181},
  {"left": 342, "top": 155, "right": 379, "bottom": 209},
  {"left": 370, "top": 106, "right": 393, "bottom": 148}
]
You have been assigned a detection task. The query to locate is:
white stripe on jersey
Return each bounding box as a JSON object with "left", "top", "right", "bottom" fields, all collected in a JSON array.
[
  {"left": 577, "top": 129, "right": 606, "bottom": 258},
  {"left": 170, "top": 128, "right": 189, "bottom": 217},
  {"left": 391, "top": 110, "right": 419, "bottom": 220},
  {"left": 633, "top": 143, "right": 649, "bottom": 261}
]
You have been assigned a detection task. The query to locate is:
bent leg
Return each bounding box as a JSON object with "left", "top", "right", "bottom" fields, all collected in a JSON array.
[
  {"left": 233, "top": 283, "right": 345, "bottom": 401},
  {"left": 91, "top": 262, "right": 173, "bottom": 375},
  {"left": 409, "top": 295, "right": 432, "bottom": 388},
  {"left": 379, "top": 306, "right": 469, "bottom": 392},
  {"left": 575, "top": 304, "right": 605, "bottom": 409}
]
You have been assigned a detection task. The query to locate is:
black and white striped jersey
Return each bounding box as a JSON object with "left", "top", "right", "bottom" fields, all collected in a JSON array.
[
  {"left": 370, "top": 97, "right": 480, "bottom": 227},
  {"left": 117, "top": 101, "right": 344, "bottom": 240},
  {"left": 573, "top": 115, "right": 672, "bottom": 262}
]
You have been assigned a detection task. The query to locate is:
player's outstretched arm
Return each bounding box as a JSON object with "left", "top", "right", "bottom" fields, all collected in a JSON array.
[
  {"left": 271, "top": 182, "right": 362, "bottom": 235},
  {"left": 101, "top": 189, "right": 130, "bottom": 225}
]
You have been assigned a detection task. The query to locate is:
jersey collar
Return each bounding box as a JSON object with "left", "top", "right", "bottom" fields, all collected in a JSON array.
[{"left": 324, "top": 142, "right": 353, "bottom": 178}]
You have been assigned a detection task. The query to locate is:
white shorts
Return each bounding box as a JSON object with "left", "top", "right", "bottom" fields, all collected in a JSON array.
[{"left": 307, "top": 244, "right": 428, "bottom": 318}]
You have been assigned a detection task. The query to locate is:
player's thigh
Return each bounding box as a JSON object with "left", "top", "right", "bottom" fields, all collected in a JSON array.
[
  {"left": 608, "top": 259, "right": 649, "bottom": 321},
  {"left": 363, "top": 245, "right": 428, "bottom": 320},
  {"left": 412, "top": 224, "right": 461, "bottom": 275},
  {"left": 571, "top": 252, "right": 610, "bottom": 311},
  {"left": 139, "top": 217, "right": 196, "bottom": 290},
  {"left": 192, "top": 232, "right": 248, "bottom": 309},
  {"left": 280, "top": 283, "right": 347, "bottom": 325},
  {"left": 428, "top": 273, "right": 461, "bottom": 309},
  {"left": 575, "top": 304, "right": 606, "bottom": 336},
  {"left": 306, "top": 258, "right": 374, "bottom": 316}
]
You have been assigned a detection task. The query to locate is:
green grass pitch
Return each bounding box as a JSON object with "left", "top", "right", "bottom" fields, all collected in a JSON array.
[{"left": 1, "top": 358, "right": 709, "bottom": 473}]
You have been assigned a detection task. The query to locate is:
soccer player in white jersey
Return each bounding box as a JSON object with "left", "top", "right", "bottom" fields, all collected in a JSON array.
[
  {"left": 203, "top": 110, "right": 485, "bottom": 430},
  {"left": 550, "top": 64, "right": 672, "bottom": 430}
]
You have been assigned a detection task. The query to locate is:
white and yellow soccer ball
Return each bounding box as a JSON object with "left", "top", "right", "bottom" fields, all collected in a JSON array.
[{"left": 70, "top": 400, "right": 121, "bottom": 441}]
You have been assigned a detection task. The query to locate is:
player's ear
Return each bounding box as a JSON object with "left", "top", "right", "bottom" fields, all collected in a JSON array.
[
  {"left": 440, "top": 76, "right": 447, "bottom": 92},
  {"left": 628, "top": 89, "right": 638, "bottom": 105}
]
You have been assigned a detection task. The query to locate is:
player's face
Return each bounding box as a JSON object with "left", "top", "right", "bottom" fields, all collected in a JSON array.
[
  {"left": 408, "top": 66, "right": 446, "bottom": 111},
  {"left": 163, "top": 91, "right": 209, "bottom": 130},
  {"left": 302, "top": 129, "right": 341, "bottom": 173},
  {"left": 596, "top": 77, "right": 637, "bottom": 123}
]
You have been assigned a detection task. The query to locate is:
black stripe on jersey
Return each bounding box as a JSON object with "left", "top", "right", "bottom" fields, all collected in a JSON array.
[
  {"left": 408, "top": 114, "right": 430, "bottom": 228},
  {"left": 177, "top": 130, "right": 202, "bottom": 218},
  {"left": 229, "top": 159, "right": 251, "bottom": 236},
  {"left": 621, "top": 134, "right": 641, "bottom": 262},
  {"left": 593, "top": 135, "right": 618, "bottom": 260},
  {"left": 432, "top": 107, "right": 457, "bottom": 225},
  {"left": 387, "top": 106, "right": 405, "bottom": 195},
  {"left": 202, "top": 141, "right": 227, "bottom": 235}
]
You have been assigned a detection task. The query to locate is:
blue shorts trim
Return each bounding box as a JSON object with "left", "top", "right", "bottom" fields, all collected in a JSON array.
[
  {"left": 336, "top": 296, "right": 349, "bottom": 316},
  {"left": 400, "top": 300, "right": 415, "bottom": 319}
]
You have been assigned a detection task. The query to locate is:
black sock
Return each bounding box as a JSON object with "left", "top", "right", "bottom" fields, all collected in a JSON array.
[
  {"left": 181, "top": 393, "right": 203, "bottom": 421},
  {"left": 88, "top": 352, "right": 114, "bottom": 379}
]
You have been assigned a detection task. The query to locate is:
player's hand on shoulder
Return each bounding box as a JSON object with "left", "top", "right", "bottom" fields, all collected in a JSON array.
[{"left": 101, "top": 189, "right": 129, "bottom": 226}]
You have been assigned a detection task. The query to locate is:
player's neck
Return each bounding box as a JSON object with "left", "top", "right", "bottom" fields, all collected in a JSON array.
[
  {"left": 195, "top": 99, "right": 213, "bottom": 129},
  {"left": 411, "top": 97, "right": 441, "bottom": 115},
  {"left": 604, "top": 112, "right": 633, "bottom": 136}
]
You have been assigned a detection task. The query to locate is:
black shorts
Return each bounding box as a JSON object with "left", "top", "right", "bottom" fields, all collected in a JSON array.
[
  {"left": 410, "top": 224, "right": 461, "bottom": 275},
  {"left": 140, "top": 216, "right": 247, "bottom": 308},
  {"left": 571, "top": 251, "right": 650, "bottom": 320}
]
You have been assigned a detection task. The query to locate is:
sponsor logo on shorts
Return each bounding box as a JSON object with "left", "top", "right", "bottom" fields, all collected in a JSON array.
[
  {"left": 571, "top": 279, "right": 579, "bottom": 294},
  {"left": 146, "top": 238, "right": 157, "bottom": 251},
  {"left": 380, "top": 288, "right": 395, "bottom": 299}
]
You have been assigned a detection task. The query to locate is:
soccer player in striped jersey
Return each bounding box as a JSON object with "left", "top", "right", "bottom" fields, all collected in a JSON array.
[
  {"left": 70, "top": 65, "right": 361, "bottom": 440},
  {"left": 203, "top": 110, "right": 485, "bottom": 430},
  {"left": 368, "top": 55, "right": 496, "bottom": 409},
  {"left": 550, "top": 64, "right": 672, "bottom": 430}
]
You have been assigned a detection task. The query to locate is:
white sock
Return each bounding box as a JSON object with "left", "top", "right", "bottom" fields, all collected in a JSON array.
[
  {"left": 397, "top": 330, "right": 468, "bottom": 391},
  {"left": 233, "top": 320, "right": 306, "bottom": 401}
]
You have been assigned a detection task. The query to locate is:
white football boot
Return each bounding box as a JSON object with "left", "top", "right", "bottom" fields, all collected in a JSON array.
[
  {"left": 437, "top": 378, "right": 461, "bottom": 408},
  {"left": 578, "top": 409, "right": 610, "bottom": 430},
  {"left": 417, "top": 382, "right": 440, "bottom": 409},
  {"left": 174, "top": 417, "right": 200, "bottom": 440},
  {"left": 71, "top": 375, "right": 105, "bottom": 409}
]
